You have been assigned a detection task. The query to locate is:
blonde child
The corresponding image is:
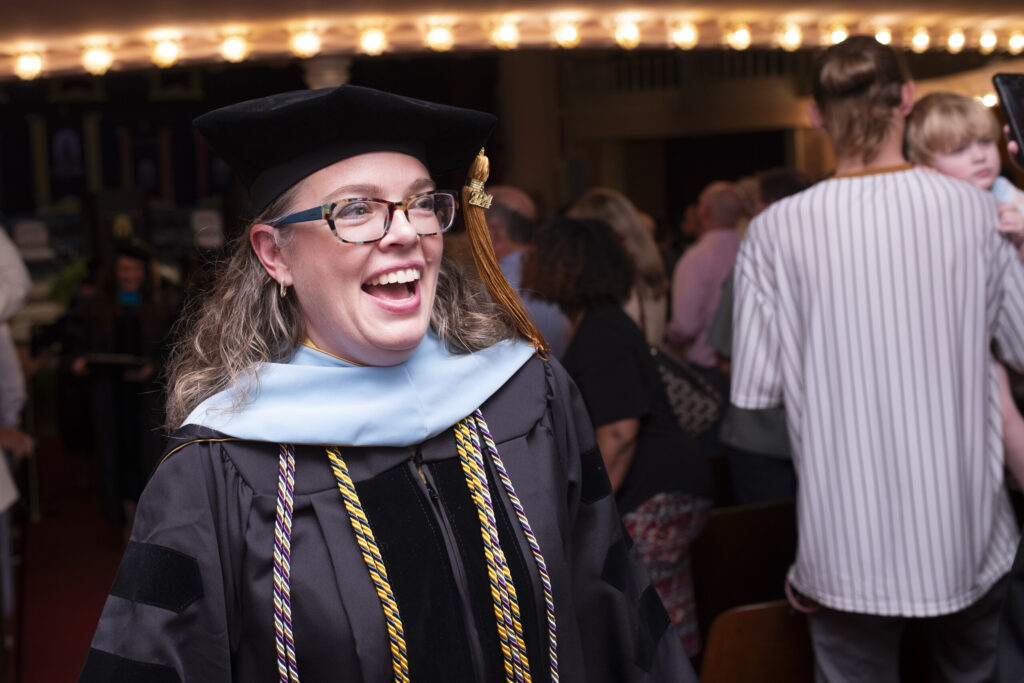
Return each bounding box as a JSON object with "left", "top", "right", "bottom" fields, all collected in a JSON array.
[
  {"left": 907, "top": 92, "right": 1024, "bottom": 245},
  {"left": 907, "top": 91, "right": 1024, "bottom": 488}
]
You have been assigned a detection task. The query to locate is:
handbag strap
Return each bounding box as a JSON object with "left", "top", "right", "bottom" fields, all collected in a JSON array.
[{"left": 652, "top": 345, "right": 722, "bottom": 401}]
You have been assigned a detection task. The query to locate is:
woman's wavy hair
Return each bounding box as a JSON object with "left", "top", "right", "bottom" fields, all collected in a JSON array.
[
  {"left": 566, "top": 187, "right": 667, "bottom": 297},
  {"left": 812, "top": 35, "right": 910, "bottom": 165},
  {"left": 522, "top": 217, "right": 636, "bottom": 319},
  {"left": 163, "top": 187, "right": 517, "bottom": 430}
]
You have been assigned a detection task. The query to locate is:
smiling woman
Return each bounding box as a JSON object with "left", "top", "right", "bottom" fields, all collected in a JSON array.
[
  {"left": 251, "top": 152, "right": 447, "bottom": 367},
  {"left": 77, "top": 84, "right": 698, "bottom": 683}
]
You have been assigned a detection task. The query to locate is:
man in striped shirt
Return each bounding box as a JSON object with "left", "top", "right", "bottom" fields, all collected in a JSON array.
[{"left": 732, "top": 36, "right": 1024, "bottom": 682}]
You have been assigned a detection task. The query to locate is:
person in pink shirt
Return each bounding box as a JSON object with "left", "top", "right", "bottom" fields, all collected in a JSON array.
[{"left": 666, "top": 181, "right": 745, "bottom": 383}]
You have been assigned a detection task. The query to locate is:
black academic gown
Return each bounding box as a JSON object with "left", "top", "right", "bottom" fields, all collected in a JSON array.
[{"left": 80, "top": 355, "right": 697, "bottom": 682}]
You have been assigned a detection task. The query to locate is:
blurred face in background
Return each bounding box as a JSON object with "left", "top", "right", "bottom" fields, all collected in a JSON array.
[
  {"left": 680, "top": 204, "right": 700, "bottom": 238},
  {"left": 116, "top": 255, "right": 146, "bottom": 293}
]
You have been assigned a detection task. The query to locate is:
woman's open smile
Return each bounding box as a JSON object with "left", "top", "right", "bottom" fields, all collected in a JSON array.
[{"left": 362, "top": 264, "right": 423, "bottom": 310}]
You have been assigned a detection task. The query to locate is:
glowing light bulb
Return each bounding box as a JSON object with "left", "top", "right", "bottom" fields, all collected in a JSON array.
[
  {"left": 910, "top": 27, "right": 930, "bottom": 53},
  {"left": 1010, "top": 31, "right": 1024, "bottom": 55},
  {"left": 615, "top": 21, "right": 641, "bottom": 49},
  {"left": 979, "top": 29, "right": 998, "bottom": 53},
  {"left": 360, "top": 28, "right": 387, "bottom": 55},
  {"left": 981, "top": 93, "right": 998, "bottom": 107},
  {"left": 554, "top": 22, "right": 580, "bottom": 49},
  {"left": 827, "top": 25, "right": 848, "bottom": 45},
  {"left": 947, "top": 29, "right": 965, "bottom": 53},
  {"left": 82, "top": 46, "right": 113, "bottom": 75},
  {"left": 152, "top": 39, "right": 180, "bottom": 67},
  {"left": 290, "top": 31, "right": 321, "bottom": 58},
  {"left": 671, "top": 22, "right": 698, "bottom": 49},
  {"left": 778, "top": 24, "right": 802, "bottom": 51},
  {"left": 426, "top": 25, "right": 454, "bottom": 51},
  {"left": 14, "top": 52, "right": 42, "bottom": 80},
  {"left": 492, "top": 22, "right": 519, "bottom": 49},
  {"left": 874, "top": 27, "right": 892, "bottom": 45},
  {"left": 726, "top": 24, "right": 751, "bottom": 51},
  {"left": 220, "top": 35, "right": 249, "bottom": 63}
]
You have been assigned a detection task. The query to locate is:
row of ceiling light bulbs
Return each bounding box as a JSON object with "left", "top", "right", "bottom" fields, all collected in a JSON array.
[
  {"left": 10, "top": 20, "right": 1024, "bottom": 80},
  {"left": 750, "top": 24, "right": 1024, "bottom": 55}
]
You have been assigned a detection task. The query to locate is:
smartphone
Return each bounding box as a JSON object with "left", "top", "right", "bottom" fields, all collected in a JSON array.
[{"left": 993, "top": 73, "right": 1024, "bottom": 169}]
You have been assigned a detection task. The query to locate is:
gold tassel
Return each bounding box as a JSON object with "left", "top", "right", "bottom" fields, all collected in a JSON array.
[{"left": 462, "top": 148, "right": 550, "bottom": 356}]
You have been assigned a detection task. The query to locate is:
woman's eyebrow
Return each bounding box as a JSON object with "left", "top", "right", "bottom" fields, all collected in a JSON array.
[
  {"left": 407, "top": 178, "right": 436, "bottom": 194},
  {"left": 326, "top": 178, "right": 435, "bottom": 200},
  {"left": 327, "top": 183, "right": 383, "bottom": 199}
]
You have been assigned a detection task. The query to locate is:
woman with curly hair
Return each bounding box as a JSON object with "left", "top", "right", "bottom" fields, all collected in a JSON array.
[{"left": 523, "top": 216, "right": 713, "bottom": 656}]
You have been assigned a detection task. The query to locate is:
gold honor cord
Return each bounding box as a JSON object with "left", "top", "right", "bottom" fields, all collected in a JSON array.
[
  {"left": 461, "top": 149, "right": 549, "bottom": 358},
  {"left": 471, "top": 410, "right": 559, "bottom": 682},
  {"left": 326, "top": 448, "right": 411, "bottom": 682},
  {"left": 455, "top": 418, "right": 532, "bottom": 682}
]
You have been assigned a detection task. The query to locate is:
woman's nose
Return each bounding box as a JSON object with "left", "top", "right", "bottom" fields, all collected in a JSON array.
[{"left": 380, "top": 206, "right": 418, "bottom": 246}]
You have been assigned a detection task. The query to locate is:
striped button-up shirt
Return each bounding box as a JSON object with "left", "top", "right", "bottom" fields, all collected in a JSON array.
[{"left": 732, "top": 166, "right": 1024, "bottom": 616}]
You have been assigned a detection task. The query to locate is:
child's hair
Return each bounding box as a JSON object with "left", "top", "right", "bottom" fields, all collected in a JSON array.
[
  {"left": 905, "top": 92, "right": 1001, "bottom": 165},
  {"left": 812, "top": 36, "right": 909, "bottom": 165}
]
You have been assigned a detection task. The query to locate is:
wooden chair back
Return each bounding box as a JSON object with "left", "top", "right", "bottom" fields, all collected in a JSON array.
[
  {"left": 700, "top": 600, "right": 813, "bottom": 683},
  {"left": 691, "top": 498, "right": 797, "bottom": 646}
]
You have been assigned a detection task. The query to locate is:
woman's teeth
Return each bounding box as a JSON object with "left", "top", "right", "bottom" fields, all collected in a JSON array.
[{"left": 365, "top": 268, "right": 421, "bottom": 286}]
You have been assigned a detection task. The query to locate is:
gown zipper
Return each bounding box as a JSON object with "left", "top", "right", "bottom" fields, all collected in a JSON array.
[{"left": 410, "top": 447, "right": 488, "bottom": 682}]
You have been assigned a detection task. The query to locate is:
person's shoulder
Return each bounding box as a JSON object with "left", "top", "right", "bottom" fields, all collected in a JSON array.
[
  {"left": 576, "top": 305, "right": 638, "bottom": 343},
  {"left": 746, "top": 184, "right": 815, "bottom": 236},
  {"left": 475, "top": 349, "right": 602, "bottom": 442},
  {"left": 916, "top": 169, "right": 1000, "bottom": 222},
  {"left": 158, "top": 424, "right": 277, "bottom": 481},
  {"left": 567, "top": 306, "right": 645, "bottom": 367},
  {"left": 159, "top": 424, "right": 344, "bottom": 496},
  {"left": 677, "top": 233, "right": 714, "bottom": 268},
  {"left": 908, "top": 166, "right": 990, "bottom": 198},
  {"left": 162, "top": 424, "right": 248, "bottom": 458},
  {"left": 745, "top": 206, "right": 782, "bottom": 244},
  {"left": 478, "top": 352, "right": 553, "bottom": 441},
  {"left": 581, "top": 303, "right": 628, "bottom": 324}
]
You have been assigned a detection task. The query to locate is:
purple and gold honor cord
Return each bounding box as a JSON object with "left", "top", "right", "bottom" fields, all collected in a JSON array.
[
  {"left": 472, "top": 410, "right": 559, "bottom": 683},
  {"left": 456, "top": 419, "right": 531, "bottom": 683},
  {"left": 271, "top": 410, "right": 557, "bottom": 683},
  {"left": 327, "top": 447, "right": 411, "bottom": 683},
  {"left": 274, "top": 445, "right": 300, "bottom": 683}
]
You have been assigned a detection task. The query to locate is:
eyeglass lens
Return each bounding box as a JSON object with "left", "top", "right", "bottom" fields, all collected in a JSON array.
[{"left": 331, "top": 193, "right": 456, "bottom": 242}]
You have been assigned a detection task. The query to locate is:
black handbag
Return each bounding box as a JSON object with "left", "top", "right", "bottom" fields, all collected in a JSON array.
[{"left": 649, "top": 345, "right": 724, "bottom": 437}]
